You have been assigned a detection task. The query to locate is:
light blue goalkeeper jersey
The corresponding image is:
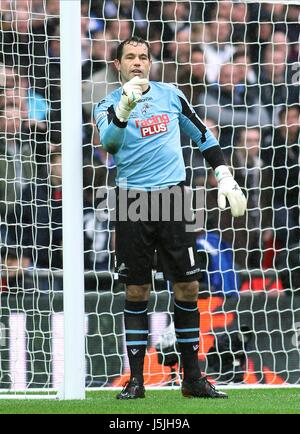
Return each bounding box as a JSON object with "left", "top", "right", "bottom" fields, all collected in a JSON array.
[{"left": 94, "top": 81, "right": 219, "bottom": 190}]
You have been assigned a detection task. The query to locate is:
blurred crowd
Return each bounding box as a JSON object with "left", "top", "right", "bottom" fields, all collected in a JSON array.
[{"left": 0, "top": 0, "right": 299, "bottom": 292}]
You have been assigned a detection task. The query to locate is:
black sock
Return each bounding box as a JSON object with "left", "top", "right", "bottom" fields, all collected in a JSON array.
[
  {"left": 174, "top": 299, "right": 201, "bottom": 382},
  {"left": 124, "top": 300, "right": 149, "bottom": 385}
]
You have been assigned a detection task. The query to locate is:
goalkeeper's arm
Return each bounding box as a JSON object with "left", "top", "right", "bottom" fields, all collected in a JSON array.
[
  {"left": 95, "top": 77, "right": 148, "bottom": 154},
  {"left": 177, "top": 92, "right": 247, "bottom": 217},
  {"left": 201, "top": 145, "right": 247, "bottom": 218}
]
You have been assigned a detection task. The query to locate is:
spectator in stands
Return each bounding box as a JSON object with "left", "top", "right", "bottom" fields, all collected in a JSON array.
[
  {"left": 1, "top": 6, "right": 30, "bottom": 68},
  {"left": 19, "top": 74, "right": 49, "bottom": 123},
  {"left": 83, "top": 165, "right": 114, "bottom": 272},
  {"left": 81, "top": 2, "right": 92, "bottom": 68},
  {"left": 247, "top": 7, "right": 272, "bottom": 68},
  {"left": 232, "top": 49, "right": 257, "bottom": 86},
  {"left": 202, "top": 13, "right": 235, "bottom": 83},
  {"left": 147, "top": 27, "right": 163, "bottom": 81},
  {"left": 231, "top": 1, "right": 250, "bottom": 44},
  {"left": 157, "top": 28, "right": 191, "bottom": 86},
  {"left": 160, "top": 25, "right": 205, "bottom": 99},
  {"left": 190, "top": 22, "right": 205, "bottom": 46},
  {"left": 286, "top": 5, "right": 300, "bottom": 62},
  {"left": 0, "top": 247, "right": 31, "bottom": 292},
  {"left": 82, "top": 30, "right": 119, "bottom": 123},
  {"left": 0, "top": 64, "right": 20, "bottom": 109},
  {"left": 263, "top": 2, "right": 286, "bottom": 24},
  {"left": 82, "top": 30, "right": 114, "bottom": 80},
  {"left": 47, "top": 23, "right": 62, "bottom": 134},
  {"left": 48, "top": 22, "right": 60, "bottom": 62},
  {"left": 81, "top": 0, "right": 103, "bottom": 35},
  {"left": 150, "top": 0, "right": 190, "bottom": 59},
  {"left": 0, "top": 3, "right": 48, "bottom": 94},
  {"left": 272, "top": 31, "right": 291, "bottom": 61},
  {"left": 0, "top": 0, "right": 12, "bottom": 32},
  {"left": 103, "top": 0, "right": 147, "bottom": 37},
  {"left": 0, "top": 63, "right": 16, "bottom": 89},
  {"left": 204, "top": 118, "right": 219, "bottom": 141},
  {"left": 190, "top": 48, "right": 207, "bottom": 95},
  {"left": 214, "top": 0, "right": 232, "bottom": 20},
  {"left": 2, "top": 0, "right": 51, "bottom": 116},
  {"left": 1, "top": 66, "right": 49, "bottom": 145},
  {"left": 248, "top": 4, "right": 293, "bottom": 69},
  {"left": 106, "top": 19, "right": 132, "bottom": 43},
  {"left": 30, "top": 0, "right": 48, "bottom": 32},
  {"left": 82, "top": 61, "right": 119, "bottom": 123},
  {"left": 45, "top": 0, "right": 59, "bottom": 16},
  {"left": 10, "top": 152, "right": 63, "bottom": 270},
  {"left": 45, "top": 0, "right": 60, "bottom": 35},
  {"left": 167, "top": 28, "right": 191, "bottom": 64},
  {"left": 260, "top": 42, "right": 299, "bottom": 127},
  {"left": 261, "top": 105, "right": 300, "bottom": 249},
  {"left": 180, "top": 47, "right": 206, "bottom": 106},
  {"left": 80, "top": 1, "right": 104, "bottom": 73},
  {"left": 2, "top": 68, "right": 49, "bottom": 165},
  {"left": 0, "top": 105, "right": 39, "bottom": 223},
  {"left": 231, "top": 127, "right": 271, "bottom": 269},
  {"left": 198, "top": 59, "right": 269, "bottom": 152}
]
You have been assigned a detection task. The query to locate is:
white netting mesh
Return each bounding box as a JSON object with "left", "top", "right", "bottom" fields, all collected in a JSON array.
[{"left": 0, "top": 0, "right": 300, "bottom": 393}]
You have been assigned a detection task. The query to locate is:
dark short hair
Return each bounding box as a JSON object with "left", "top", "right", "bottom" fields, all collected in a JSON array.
[
  {"left": 234, "top": 126, "right": 261, "bottom": 143},
  {"left": 191, "top": 46, "right": 204, "bottom": 56},
  {"left": 278, "top": 104, "right": 300, "bottom": 119},
  {"left": 232, "top": 50, "right": 247, "bottom": 62},
  {"left": 1, "top": 246, "right": 19, "bottom": 260},
  {"left": 116, "top": 37, "right": 150, "bottom": 61}
]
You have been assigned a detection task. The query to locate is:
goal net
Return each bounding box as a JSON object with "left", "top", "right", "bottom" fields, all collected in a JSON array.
[{"left": 0, "top": 0, "right": 300, "bottom": 395}]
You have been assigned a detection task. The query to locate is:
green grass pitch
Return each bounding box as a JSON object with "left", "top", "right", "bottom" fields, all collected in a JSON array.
[{"left": 0, "top": 388, "right": 299, "bottom": 414}]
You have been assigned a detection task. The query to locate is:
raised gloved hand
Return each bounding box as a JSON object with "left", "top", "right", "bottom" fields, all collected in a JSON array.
[
  {"left": 115, "top": 76, "right": 149, "bottom": 122},
  {"left": 215, "top": 165, "right": 247, "bottom": 217}
]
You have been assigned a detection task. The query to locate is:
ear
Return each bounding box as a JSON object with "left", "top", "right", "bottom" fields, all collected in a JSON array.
[{"left": 114, "top": 59, "right": 121, "bottom": 72}]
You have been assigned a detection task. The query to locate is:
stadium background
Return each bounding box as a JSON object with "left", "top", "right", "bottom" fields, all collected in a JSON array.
[{"left": 0, "top": 0, "right": 300, "bottom": 390}]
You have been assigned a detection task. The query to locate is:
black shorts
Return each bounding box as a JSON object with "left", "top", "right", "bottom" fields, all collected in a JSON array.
[{"left": 115, "top": 183, "right": 202, "bottom": 285}]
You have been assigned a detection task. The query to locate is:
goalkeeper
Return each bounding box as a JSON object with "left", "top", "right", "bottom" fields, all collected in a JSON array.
[{"left": 94, "top": 37, "right": 246, "bottom": 400}]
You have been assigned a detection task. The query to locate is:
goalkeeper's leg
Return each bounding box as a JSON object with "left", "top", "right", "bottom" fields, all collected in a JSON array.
[
  {"left": 173, "top": 281, "right": 202, "bottom": 383},
  {"left": 116, "top": 284, "right": 150, "bottom": 400},
  {"left": 174, "top": 282, "right": 228, "bottom": 399},
  {"left": 115, "top": 190, "right": 155, "bottom": 399}
]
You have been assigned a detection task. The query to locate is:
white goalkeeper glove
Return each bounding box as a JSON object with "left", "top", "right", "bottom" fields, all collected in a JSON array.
[
  {"left": 215, "top": 165, "right": 247, "bottom": 217},
  {"left": 115, "top": 76, "right": 149, "bottom": 122}
]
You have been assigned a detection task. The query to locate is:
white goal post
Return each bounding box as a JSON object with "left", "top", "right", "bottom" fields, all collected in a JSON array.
[{"left": 59, "top": 0, "right": 85, "bottom": 401}]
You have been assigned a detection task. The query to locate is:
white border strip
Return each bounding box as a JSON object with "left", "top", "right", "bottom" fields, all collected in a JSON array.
[
  {"left": 103, "top": 384, "right": 300, "bottom": 391},
  {"left": 0, "top": 383, "right": 299, "bottom": 400},
  {"left": 0, "top": 395, "right": 57, "bottom": 400},
  {"left": 9, "top": 313, "right": 26, "bottom": 391}
]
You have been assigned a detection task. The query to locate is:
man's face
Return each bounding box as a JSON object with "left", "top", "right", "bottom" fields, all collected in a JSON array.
[
  {"left": 114, "top": 42, "right": 152, "bottom": 83},
  {"left": 5, "top": 257, "right": 19, "bottom": 278},
  {"left": 220, "top": 63, "right": 235, "bottom": 90},
  {"left": 243, "top": 129, "right": 260, "bottom": 158},
  {"left": 264, "top": 49, "right": 285, "bottom": 80},
  {"left": 234, "top": 55, "right": 248, "bottom": 83},
  {"left": 3, "top": 106, "right": 21, "bottom": 134},
  {"left": 191, "top": 51, "right": 205, "bottom": 80},
  {"left": 280, "top": 108, "right": 300, "bottom": 138}
]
